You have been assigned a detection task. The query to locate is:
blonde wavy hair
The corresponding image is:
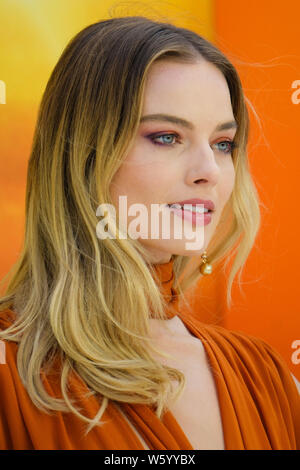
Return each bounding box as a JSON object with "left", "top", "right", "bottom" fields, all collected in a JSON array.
[{"left": 0, "top": 16, "right": 260, "bottom": 435}]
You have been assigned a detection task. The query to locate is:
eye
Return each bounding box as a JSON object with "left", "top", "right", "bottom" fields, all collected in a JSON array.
[
  {"left": 213, "top": 140, "right": 237, "bottom": 154},
  {"left": 147, "top": 132, "right": 181, "bottom": 147}
]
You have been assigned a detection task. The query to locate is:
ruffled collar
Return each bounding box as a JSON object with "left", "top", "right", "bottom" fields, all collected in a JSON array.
[{"left": 151, "top": 256, "right": 179, "bottom": 320}]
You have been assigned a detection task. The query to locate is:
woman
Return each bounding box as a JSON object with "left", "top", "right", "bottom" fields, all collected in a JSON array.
[{"left": 0, "top": 16, "right": 299, "bottom": 450}]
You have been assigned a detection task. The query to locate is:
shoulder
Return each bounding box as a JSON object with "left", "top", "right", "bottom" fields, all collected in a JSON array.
[
  {"left": 0, "top": 308, "right": 18, "bottom": 363},
  {"left": 0, "top": 308, "right": 17, "bottom": 331},
  {"left": 187, "top": 317, "right": 300, "bottom": 397},
  {"left": 0, "top": 312, "right": 21, "bottom": 446},
  {"left": 194, "top": 321, "right": 300, "bottom": 448},
  {"left": 0, "top": 307, "right": 19, "bottom": 359},
  {"left": 0, "top": 308, "right": 19, "bottom": 369},
  {"left": 197, "top": 320, "right": 293, "bottom": 368},
  {"left": 196, "top": 321, "right": 300, "bottom": 406},
  {"left": 0, "top": 309, "right": 23, "bottom": 404}
]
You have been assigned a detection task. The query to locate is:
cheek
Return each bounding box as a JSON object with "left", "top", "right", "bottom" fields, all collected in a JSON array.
[
  {"left": 110, "top": 160, "right": 168, "bottom": 204},
  {"left": 220, "top": 160, "right": 235, "bottom": 200}
]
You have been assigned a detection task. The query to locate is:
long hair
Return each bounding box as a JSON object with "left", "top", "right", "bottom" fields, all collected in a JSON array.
[{"left": 0, "top": 16, "right": 260, "bottom": 435}]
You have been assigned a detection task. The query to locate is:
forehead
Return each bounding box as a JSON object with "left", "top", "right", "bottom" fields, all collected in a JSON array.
[{"left": 142, "top": 60, "right": 234, "bottom": 128}]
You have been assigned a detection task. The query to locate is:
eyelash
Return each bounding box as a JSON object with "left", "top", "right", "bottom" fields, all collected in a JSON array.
[{"left": 147, "top": 132, "right": 238, "bottom": 154}]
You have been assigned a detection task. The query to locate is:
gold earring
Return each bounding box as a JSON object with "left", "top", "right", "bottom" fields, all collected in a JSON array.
[{"left": 199, "top": 251, "right": 212, "bottom": 275}]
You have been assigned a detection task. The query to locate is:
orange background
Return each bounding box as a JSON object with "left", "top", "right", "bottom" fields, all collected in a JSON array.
[
  {"left": 0, "top": 1, "right": 299, "bottom": 379},
  {"left": 186, "top": 0, "right": 300, "bottom": 379}
]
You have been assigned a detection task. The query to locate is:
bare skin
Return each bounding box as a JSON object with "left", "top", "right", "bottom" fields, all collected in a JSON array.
[
  {"left": 114, "top": 316, "right": 225, "bottom": 450},
  {"left": 150, "top": 317, "right": 225, "bottom": 450},
  {"left": 110, "top": 59, "right": 236, "bottom": 263},
  {"left": 110, "top": 58, "right": 235, "bottom": 449},
  {"left": 109, "top": 56, "right": 299, "bottom": 447}
]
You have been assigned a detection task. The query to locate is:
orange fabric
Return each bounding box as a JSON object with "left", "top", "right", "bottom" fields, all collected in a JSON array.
[
  {"left": 0, "top": 258, "right": 299, "bottom": 449},
  {"left": 151, "top": 256, "right": 179, "bottom": 319}
]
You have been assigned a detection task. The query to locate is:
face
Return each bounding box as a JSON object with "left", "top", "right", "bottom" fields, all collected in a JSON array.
[{"left": 110, "top": 59, "right": 236, "bottom": 264}]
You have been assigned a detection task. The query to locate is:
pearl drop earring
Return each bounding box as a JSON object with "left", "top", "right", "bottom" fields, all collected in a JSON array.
[{"left": 199, "top": 251, "right": 212, "bottom": 275}]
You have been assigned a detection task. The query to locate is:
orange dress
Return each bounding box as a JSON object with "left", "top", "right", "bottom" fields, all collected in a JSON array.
[{"left": 0, "top": 258, "right": 299, "bottom": 450}]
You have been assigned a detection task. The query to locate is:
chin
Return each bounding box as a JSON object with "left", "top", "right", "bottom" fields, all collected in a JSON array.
[{"left": 141, "top": 239, "right": 207, "bottom": 259}]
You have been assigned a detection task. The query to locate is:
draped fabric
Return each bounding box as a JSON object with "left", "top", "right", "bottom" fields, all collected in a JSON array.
[
  {"left": 150, "top": 256, "right": 179, "bottom": 319},
  {"left": 0, "top": 258, "right": 299, "bottom": 449}
]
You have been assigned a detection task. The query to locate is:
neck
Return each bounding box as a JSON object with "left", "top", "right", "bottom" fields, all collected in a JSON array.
[
  {"left": 145, "top": 252, "right": 174, "bottom": 265},
  {"left": 148, "top": 314, "right": 191, "bottom": 340}
]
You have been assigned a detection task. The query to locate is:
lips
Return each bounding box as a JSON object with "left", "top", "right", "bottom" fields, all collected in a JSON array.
[{"left": 166, "top": 198, "right": 215, "bottom": 212}]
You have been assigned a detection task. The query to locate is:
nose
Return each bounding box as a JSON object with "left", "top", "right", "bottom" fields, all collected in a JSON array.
[{"left": 185, "top": 141, "right": 220, "bottom": 186}]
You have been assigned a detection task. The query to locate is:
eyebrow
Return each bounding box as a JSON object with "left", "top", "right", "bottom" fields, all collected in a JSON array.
[{"left": 139, "top": 113, "right": 238, "bottom": 132}]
